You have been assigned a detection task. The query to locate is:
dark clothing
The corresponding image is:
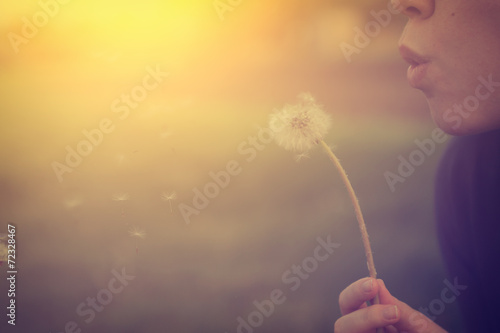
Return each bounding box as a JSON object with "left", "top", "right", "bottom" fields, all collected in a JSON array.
[{"left": 435, "top": 129, "right": 500, "bottom": 332}]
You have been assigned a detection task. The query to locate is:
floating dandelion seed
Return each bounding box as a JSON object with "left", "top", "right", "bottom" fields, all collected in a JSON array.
[
  {"left": 161, "top": 191, "right": 177, "bottom": 213},
  {"left": 270, "top": 93, "right": 382, "bottom": 332},
  {"left": 113, "top": 192, "right": 130, "bottom": 217},
  {"left": 128, "top": 227, "right": 146, "bottom": 255},
  {"left": 112, "top": 192, "right": 130, "bottom": 202},
  {"left": 269, "top": 92, "right": 331, "bottom": 152},
  {"left": 294, "top": 152, "right": 310, "bottom": 162},
  {"left": 128, "top": 227, "right": 146, "bottom": 239}
]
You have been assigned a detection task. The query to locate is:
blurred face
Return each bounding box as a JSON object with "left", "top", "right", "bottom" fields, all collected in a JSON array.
[{"left": 395, "top": 0, "right": 500, "bottom": 135}]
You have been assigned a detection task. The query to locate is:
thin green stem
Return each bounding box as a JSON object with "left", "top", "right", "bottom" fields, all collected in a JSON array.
[{"left": 319, "top": 140, "right": 384, "bottom": 333}]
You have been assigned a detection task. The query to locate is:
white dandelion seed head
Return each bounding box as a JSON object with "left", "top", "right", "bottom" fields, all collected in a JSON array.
[{"left": 269, "top": 93, "right": 331, "bottom": 152}]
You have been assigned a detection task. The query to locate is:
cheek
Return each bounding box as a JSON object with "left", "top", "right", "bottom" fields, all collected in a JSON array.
[
  {"left": 431, "top": 1, "right": 500, "bottom": 84},
  {"left": 414, "top": 0, "right": 500, "bottom": 134}
]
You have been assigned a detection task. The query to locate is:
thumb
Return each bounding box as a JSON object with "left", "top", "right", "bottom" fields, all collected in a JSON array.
[{"left": 377, "top": 279, "right": 446, "bottom": 333}]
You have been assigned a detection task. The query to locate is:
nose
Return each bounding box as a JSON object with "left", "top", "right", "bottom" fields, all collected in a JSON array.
[{"left": 391, "top": 0, "right": 435, "bottom": 19}]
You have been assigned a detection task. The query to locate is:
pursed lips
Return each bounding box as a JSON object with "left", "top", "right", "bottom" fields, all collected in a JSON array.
[{"left": 399, "top": 45, "right": 431, "bottom": 88}]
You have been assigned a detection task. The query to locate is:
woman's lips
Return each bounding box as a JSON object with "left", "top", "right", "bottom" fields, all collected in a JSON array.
[
  {"left": 407, "top": 61, "right": 430, "bottom": 88},
  {"left": 399, "top": 45, "right": 430, "bottom": 88}
]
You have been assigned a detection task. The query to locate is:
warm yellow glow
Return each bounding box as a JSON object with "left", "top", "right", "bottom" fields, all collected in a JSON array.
[
  {"left": 0, "top": 2, "right": 440, "bottom": 332},
  {"left": 0, "top": 0, "right": 411, "bottom": 185}
]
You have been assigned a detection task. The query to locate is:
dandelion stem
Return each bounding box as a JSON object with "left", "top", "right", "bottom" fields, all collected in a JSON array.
[{"left": 319, "top": 139, "right": 383, "bottom": 332}]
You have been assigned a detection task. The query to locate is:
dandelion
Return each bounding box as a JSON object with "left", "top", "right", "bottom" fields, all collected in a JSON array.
[
  {"left": 269, "top": 92, "right": 331, "bottom": 152},
  {"left": 128, "top": 227, "right": 146, "bottom": 255},
  {"left": 270, "top": 93, "right": 382, "bottom": 329},
  {"left": 161, "top": 191, "right": 177, "bottom": 213}
]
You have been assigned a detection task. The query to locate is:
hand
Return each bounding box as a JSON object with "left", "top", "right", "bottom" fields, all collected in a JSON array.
[{"left": 334, "top": 277, "right": 447, "bottom": 333}]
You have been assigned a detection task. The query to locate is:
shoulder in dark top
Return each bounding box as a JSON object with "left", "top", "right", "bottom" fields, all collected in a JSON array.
[{"left": 435, "top": 129, "right": 500, "bottom": 332}]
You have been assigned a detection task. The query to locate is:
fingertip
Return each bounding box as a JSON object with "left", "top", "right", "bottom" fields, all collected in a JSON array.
[
  {"left": 361, "top": 277, "right": 375, "bottom": 293},
  {"left": 335, "top": 304, "right": 401, "bottom": 333},
  {"left": 339, "top": 277, "right": 381, "bottom": 315},
  {"left": 382, "top": 305, "right": 400, "bottom": 322},
  {"left": 377, "top": 279, "right": 388, "bottom": 292},
  {"left": 376, "top": 279, "right": 396, "bottom": 304}
]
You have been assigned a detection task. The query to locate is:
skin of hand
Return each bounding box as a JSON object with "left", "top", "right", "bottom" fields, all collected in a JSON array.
[{"left": 334, "top": 278, "right": 448, "bottom": 333}]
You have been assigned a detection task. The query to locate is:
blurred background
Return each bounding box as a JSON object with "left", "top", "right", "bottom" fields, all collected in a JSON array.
[{"left": 0, "top": 0, "right": 463, "bottom": 332}]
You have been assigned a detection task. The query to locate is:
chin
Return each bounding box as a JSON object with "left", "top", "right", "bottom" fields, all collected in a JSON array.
[
  {"left": 433, "top": 118, "right": 475, "bottom": 136},
  {"left": 424, "top": 76, "right": 500, "bottom": 136},
  {"left": 430, "top": 102, "right": 500, "bottom": 136}
]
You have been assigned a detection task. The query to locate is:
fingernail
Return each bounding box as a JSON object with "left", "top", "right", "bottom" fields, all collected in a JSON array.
[
  {"left": 362, "top": 279, "right": 373, "bottom": 292},
  {"left": 383, "top": 306, "right": 398, "bottom": 321}
]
